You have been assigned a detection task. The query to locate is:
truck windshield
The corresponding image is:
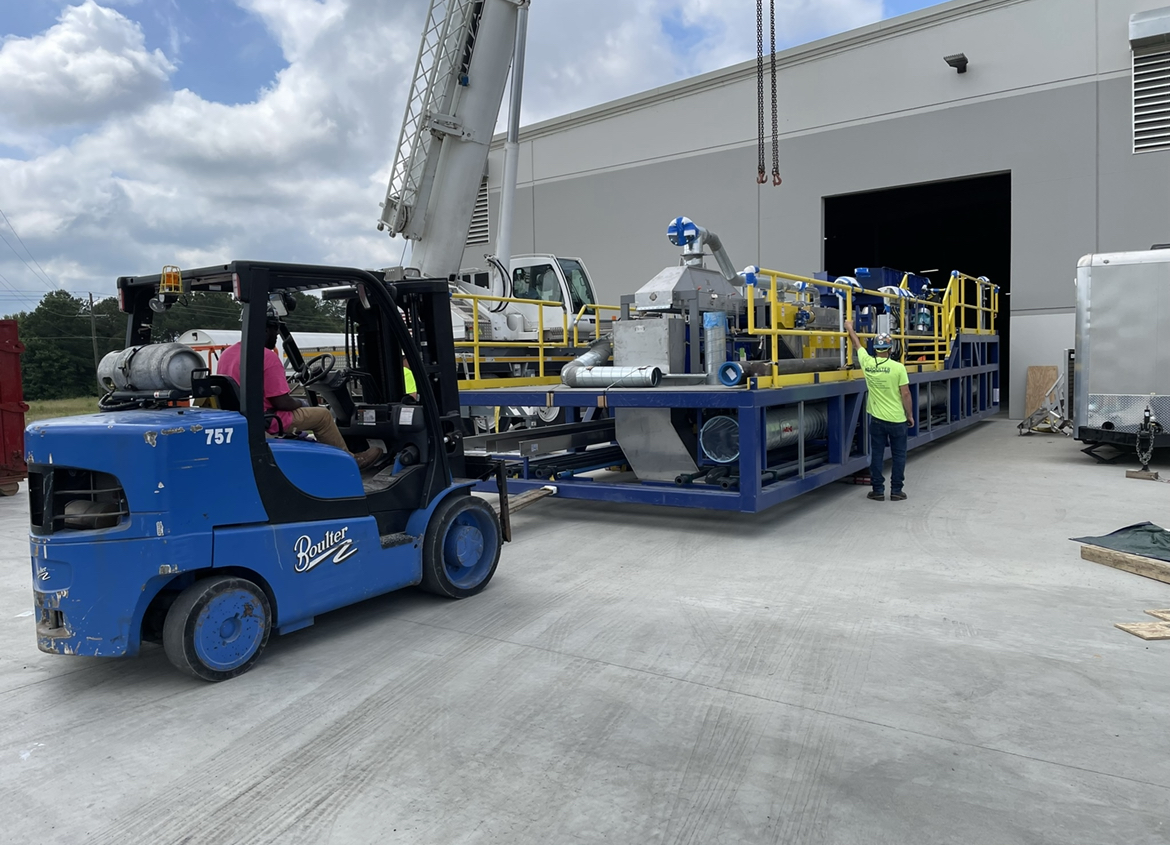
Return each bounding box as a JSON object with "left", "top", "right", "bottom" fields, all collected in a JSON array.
[{"left": 557, "top": 259, "right": 595, "bottom": 313}]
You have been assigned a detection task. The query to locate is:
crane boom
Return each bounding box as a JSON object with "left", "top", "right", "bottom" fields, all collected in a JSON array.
[{"left": 379, "top": 0, "right": 523, "bottom": 279}]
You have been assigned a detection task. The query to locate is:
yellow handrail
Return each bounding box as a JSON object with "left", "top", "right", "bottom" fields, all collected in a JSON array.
[
  {"left": 744, "top": 267, "right": 997, "bottom": 388},
  {"left": 451, "top": 291, "right": 621, "bottom": 388},
  {"left": 453, "top": 270, "right": 997, "bottom": 392}
]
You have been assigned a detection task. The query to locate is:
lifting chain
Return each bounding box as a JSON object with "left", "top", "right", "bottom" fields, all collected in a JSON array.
[
  {"left": 755, "top": 0, "right": 781, "bottom": 186},
  {"left": 770, "top": 0, "right": 781, "bottom": 185},
  {"left": 756, "top": 0, "right": 766, "bottom": 184}
]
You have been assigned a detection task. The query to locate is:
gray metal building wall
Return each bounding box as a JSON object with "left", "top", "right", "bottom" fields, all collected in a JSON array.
[{"left": 462, "top": 0, "right": 1170, "bottom": 418}]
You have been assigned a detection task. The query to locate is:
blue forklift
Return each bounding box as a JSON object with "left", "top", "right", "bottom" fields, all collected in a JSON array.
[{"left": 27, "top": 262, "right": 508, "bottom": 681}]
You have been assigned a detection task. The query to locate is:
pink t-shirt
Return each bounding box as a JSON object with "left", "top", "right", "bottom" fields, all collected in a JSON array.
[{"left": 215, "top": 342, "right": 294, "bottom": 433}]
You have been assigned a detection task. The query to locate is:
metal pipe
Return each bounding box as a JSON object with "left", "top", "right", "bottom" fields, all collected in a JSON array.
[
  {"left": 703, "top": 467, "right": 731, "bottom": 484},
  {"left": 675, "top": 468, "right": 710, "bottom": 485},
  {"left": 494, "top": 2, "right": 528, "bottom": 271},
  {"left": 918, "top": 391, "right": 948, "bottom": 413},
  {"left": 836, "top": 291, "right": 846, "bottom": 369},
  {"left": 761, "top": 454, "right": 827, "bottom": 483},
  {"left": 699, "top": 403, "right": 829, "bottom": 464},
  {"left": 718, "top": 358, "right": 841, "bottom": 386}
]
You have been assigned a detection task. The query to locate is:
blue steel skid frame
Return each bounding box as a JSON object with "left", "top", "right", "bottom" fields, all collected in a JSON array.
[{"left": 461, "top": 334, "right": 999, "bottom": 513}]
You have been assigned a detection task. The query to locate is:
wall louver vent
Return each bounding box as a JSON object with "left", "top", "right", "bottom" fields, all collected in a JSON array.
[{"left": 1131, "top": 7, "right": 1170, "bottom": 154}]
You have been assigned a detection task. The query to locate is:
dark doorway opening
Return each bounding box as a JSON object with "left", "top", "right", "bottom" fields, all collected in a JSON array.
[{"left": 823, "top": 172, "right": 1011, "bottom": 409}]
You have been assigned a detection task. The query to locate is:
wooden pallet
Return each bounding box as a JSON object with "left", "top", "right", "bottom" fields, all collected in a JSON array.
[
  {"left": 1115, "top": 622, "right": 1170, "bottom": 640},
  {"left": 1081, "top": 544, "right": 1170, "bottom": 586}
]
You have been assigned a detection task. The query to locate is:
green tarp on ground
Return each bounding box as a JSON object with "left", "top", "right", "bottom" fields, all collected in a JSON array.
[{"left": 1072, "top": 522, "right": 1170, "bottom": 563}]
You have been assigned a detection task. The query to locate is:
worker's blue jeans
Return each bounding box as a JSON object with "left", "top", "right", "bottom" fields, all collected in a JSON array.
[{"left": 869, "top": 416, "right": 907, "bottom": 494}]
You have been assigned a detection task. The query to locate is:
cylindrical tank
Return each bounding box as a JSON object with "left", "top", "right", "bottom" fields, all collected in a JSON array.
[
  {"left": 917, "top": 390, "right": 950, "bottom": 413},
  {"left": 699, "top": 402, "right": 829, "bottom": 464},
  {"left": 703, "top": 312, "right": 727, "bottom": 385},
  {"left": 97, "top": 343, "right": 205, "bottom": 393}
]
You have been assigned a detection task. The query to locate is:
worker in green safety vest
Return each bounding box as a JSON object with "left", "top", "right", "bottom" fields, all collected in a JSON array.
[
  {"left": 845, "top": 320, "right": 915, "bottom": 502},
  {"left": 402, "top": 356, "right": 418, "bottom": 401}
]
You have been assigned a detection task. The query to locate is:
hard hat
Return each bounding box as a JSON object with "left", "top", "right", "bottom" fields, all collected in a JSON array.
[{"left": 873, "top": 332, "right": 893, "bottom": 350}]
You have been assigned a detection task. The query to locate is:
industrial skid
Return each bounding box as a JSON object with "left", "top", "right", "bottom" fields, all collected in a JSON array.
[{"left": 458, "top": 220, "right": 1000, "bottom": 514}]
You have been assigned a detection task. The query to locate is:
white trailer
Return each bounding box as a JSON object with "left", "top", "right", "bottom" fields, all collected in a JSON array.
[
  {"left": 178, "top": 329, "right": 347, "bottom": 375},
  {"left": 1074, "top": 249, "right": 1170, "bottom": 462}
]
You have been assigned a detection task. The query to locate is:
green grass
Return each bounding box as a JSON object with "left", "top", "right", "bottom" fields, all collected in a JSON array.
[{"left": 24, "top": 397, "right": 102, "bottom": 423}]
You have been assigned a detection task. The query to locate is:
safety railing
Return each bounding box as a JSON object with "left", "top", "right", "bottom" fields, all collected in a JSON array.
[
  {"left": 744, "top": 268, "right": 997, "bottom": 388},
  {"left": 450, "top": 291, "right": 620, "bottom": 388},
  {"left": 941, "top": 271, "right": 998, "bottom": 339}
]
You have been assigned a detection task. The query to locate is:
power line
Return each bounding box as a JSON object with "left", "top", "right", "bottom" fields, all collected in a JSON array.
[
  {"left": 0, "top": 205, "right": 56, "bottom": 291},
  {"left": 0, "top": 269, "right": 43, "bottom": 306}
]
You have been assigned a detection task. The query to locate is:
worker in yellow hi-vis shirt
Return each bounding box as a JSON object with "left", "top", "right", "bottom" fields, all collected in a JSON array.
[
  {"left": 402, "top": 356, "right": 419, "bottom": 401},
  {"left": 845, "top": 320, "right": 916, "bottom": 502}
]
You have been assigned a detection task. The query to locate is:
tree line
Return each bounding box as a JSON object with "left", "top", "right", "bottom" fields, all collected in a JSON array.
[{"left": 3, "top": 290, "right": 345, "bottom": 401}]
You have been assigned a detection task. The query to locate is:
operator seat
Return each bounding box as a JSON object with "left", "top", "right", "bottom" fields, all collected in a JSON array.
[
  {"left": 191, "top": 373, "right": 291, "bottom": 436},
  {"left": 539, "top": 269, "right": 560, "bottom": 302},
  {"left": 192, "top": 373, "right": 241, "bottom": 412}
]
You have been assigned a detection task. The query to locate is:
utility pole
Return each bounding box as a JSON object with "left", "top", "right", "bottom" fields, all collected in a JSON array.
[{"left": 88, "top": 293, "right": 99, "bottom": 374}]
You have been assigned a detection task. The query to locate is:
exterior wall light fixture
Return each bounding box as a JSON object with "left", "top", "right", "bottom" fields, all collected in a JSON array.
[{"left": 944, "top": 53, "right": 969, "bottom": 73}]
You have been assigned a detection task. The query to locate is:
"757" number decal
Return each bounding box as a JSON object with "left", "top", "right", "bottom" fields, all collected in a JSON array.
[{"left": 205, "top": 427, "right": 235, "bottom": 445}]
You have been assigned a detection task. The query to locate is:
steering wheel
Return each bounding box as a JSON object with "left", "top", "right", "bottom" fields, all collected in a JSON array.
[{"left": 301, "top": 353, "right": 336, "bottom": 386}]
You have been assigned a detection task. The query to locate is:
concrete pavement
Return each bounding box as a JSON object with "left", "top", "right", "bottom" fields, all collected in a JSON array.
[{"left": 1, "top": 417, "right": 1167, "bottom": 844}]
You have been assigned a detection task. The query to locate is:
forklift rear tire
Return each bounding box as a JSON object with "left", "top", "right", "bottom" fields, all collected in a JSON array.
[
  {"left": 163, "top": 576, "right": 272, "bottom": 682},
  {"left": 0, "top": 482, "right": 18, "bottom": 497},
  {"left": 420, "top": 494, "right": 501, "bottom": 599}
]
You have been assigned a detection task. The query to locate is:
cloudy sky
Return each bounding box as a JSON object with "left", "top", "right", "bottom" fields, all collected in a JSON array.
[{"left": 0, "top": 0, "right": 940, "bottom": 313}]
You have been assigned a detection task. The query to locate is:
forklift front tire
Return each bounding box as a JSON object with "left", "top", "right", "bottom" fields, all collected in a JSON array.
[
  {"left": 420, "top": 494, "right": 502, "bottom": 599},
  {"left": 163, "top": 576, "right": 273, "bottom": 682}
]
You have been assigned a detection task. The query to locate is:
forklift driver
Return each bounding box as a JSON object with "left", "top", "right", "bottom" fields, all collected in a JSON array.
[{"left": 217, "top": 318, "right": 384, "bottom": 470}]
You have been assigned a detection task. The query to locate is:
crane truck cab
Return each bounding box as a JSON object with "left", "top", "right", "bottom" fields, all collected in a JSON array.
[
  {"left": 454, "top": 254, "right": 600, "bottom": 342},
  {"left": 26, "top": 261, "right": 505, "bottom": 682}
]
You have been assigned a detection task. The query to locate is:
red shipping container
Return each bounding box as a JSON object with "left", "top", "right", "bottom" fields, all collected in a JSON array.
[{"left": 0, "top": 320, "right": 28, "bottom": 496}]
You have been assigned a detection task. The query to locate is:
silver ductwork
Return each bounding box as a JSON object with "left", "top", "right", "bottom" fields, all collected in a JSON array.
[
  {"left": 699, "top": 403, "right": 829, "bottom": 464},
  {"left": 691, "top": 227, "right": 738, "bottom": 282},
  {"left": 564, "top": 366, "right": 662, "bottom": 388},
  {"left": 561, "top": 337, "right": 662, "bottom": 388}
]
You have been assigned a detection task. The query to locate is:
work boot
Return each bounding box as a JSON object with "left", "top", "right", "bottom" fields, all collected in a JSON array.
[
  {"left": 890, "top": 491, "right": 908, "bottom": 501},
  {"left": 354, "top": 446, "right": 385, "bottom": 471},
  {"left": 867, "top": 491, "right": 885, "bottom": 501}
]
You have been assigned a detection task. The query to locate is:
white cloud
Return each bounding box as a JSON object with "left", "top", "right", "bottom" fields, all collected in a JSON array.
[
  {"left": 0, "top": 0, "right": 174, "bottom": 132},
  {"left": 0, "top": 0, "right": 891, "bottom": 306},
  {"left": 518, "top": 0, "right": 883, "bottom": 124}
]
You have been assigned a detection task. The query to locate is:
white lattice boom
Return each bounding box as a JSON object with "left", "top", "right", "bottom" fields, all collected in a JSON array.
[{"left": 378, "top": 0, "right": 522, "bottom": 279}]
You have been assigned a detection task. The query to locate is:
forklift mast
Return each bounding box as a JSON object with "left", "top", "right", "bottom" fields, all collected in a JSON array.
[{"left": 115, "top": 262, "right": 467, "bottom": 520}]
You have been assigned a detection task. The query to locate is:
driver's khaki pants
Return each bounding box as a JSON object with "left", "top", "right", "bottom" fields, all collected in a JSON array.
[{"left": 291, "top": 406, "right": 348, "bottom": 452}]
